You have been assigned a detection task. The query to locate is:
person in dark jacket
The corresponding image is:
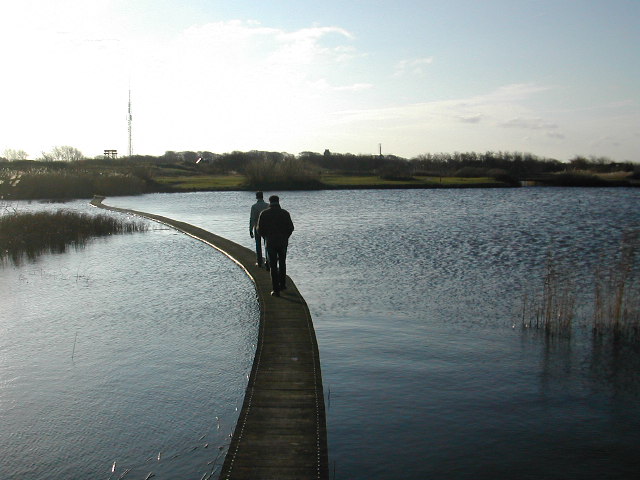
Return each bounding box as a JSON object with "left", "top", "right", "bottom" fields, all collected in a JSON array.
[
  {"left": 249, "top": 191, "right": 269, "bottom": 267},
  {"left": 257, "top": 195, "right": 295, "bottom": 297}
]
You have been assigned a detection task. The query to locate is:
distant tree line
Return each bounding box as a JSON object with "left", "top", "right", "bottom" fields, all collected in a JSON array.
[
  {"left": 152, "top": 149, "right": 639, "bottom": 180},
  {"left": 2, "top": 146, "right": 637, "bottom": 182}
]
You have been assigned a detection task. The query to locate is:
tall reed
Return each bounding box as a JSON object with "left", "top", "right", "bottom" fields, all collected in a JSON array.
[
  {"left": 592, "top": 230, "right": 640, "bottom": 343},
  {"left": 521, "top": 230, "right": 639, "bottom": 345},
  {"left": 0, "top": 210, "right": 148, "bottom": 265},
  {"left": 521, "top": 252, "right": 576, "bottom": 337}
]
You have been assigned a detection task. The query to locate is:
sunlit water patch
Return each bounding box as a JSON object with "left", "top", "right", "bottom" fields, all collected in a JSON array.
[{"left": 0, "top": 227, "right": 259, "bottom": 479}]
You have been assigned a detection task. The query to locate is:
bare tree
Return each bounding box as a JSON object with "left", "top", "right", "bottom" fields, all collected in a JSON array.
[
  {"left": 2, "top": 149, "right": 29, "bottom": 161},
  {"left": 41, "top": 146, "right": 84, "bottom": 162}
]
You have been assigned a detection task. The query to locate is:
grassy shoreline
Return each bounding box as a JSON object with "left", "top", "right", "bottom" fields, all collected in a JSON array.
[
  {"left": 153, "top": 173, "right": 510, "bottom": 192},
  {"left": 2, "top": 163, "right": 638, "bottom": 201}
]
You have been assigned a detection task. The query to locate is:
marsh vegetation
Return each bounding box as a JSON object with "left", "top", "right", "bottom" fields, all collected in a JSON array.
[
  {"left": 521, "top": 230, "right": 640, "bottom": 345},
  {"left": 0, "top": 209, "right": 148, "bottom": 265}
]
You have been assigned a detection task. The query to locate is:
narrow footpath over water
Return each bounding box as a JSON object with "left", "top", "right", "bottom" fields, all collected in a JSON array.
[{"left": 91, "top": 196, "right": 329, "bottom": 480}]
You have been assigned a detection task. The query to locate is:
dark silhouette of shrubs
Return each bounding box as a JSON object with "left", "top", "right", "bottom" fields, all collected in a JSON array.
[
  {"left": 412, "top": 151, "right": 565, "bottom": 179},
  {"left": 377, "top": 160, "right": 414, "bottom": 181},
  {"left": 546, "top": 172, "right": 610, "bottom": 187},
  {"left": 244, "top": 157, "right": 321, "bottom": 189},
  {"left": 0, "top": 169, "right": 147, "bottom": 200}
]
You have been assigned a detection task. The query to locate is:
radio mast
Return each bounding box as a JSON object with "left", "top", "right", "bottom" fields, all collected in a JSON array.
[{"left": 127, "top": 88, "right": 133, "bottom": 157}]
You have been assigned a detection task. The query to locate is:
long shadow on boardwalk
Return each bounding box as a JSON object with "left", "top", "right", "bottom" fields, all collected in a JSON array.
[{"left": 91, "top": 197, "right": 328, "bottom": 480}]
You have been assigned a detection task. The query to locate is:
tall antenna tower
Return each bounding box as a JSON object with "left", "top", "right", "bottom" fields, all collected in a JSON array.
[{"left": 127, "top": 88, "right": 133, "bottom": 157}]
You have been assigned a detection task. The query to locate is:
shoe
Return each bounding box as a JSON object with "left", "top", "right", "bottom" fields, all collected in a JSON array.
[
  {"left": 270, "top": 290, "right": 280, "bottom": 297},
  {"left": 255, "top": 262, "right": 262, "bottom": 267}
]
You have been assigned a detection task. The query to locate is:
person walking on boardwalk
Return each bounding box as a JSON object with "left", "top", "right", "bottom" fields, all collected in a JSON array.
[
  {"left": 257, "top": 195, "right": 294, "bottom": 297},
  {"left": 249, "top": 191, "right": 269, "bottom": 267}
]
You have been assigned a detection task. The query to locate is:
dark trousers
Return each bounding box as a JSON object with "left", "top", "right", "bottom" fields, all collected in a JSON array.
[
  {"left": 254, "top": 234, "right": 263, "bottom": 265},
  {"left": 266, "top": 244, "right": 287, "bottom": 292}
]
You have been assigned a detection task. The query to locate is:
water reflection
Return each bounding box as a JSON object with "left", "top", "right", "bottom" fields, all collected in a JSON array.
[{"left": 590, "top": 335, "right": 640, "bottom": 395}]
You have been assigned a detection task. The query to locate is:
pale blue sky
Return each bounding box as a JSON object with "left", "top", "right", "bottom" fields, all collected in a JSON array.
[{"left": 1, "top": 0, "right": 638, "bottom": 161}]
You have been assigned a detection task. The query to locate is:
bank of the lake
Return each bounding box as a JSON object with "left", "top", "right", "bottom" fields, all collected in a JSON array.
[
  {"left": 3, "top": 160, "right": 637, "bottom": 201},
  {"left": 153, "top": 173, "right": 512, "bottom": 192}
]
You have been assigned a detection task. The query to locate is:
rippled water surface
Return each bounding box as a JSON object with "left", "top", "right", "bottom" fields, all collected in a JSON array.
[
  {"left": 2, "top": 188, "right": 640, "bottom": 479},
  {"left": 1, "top": 210, "right": 258, "bottom": 479}
]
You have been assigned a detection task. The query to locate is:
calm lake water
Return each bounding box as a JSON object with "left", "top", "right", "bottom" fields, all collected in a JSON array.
[
  {"left": 1, "top": 210, "right": 259, "bottom": 479},
  {"left": 2, "top": 187, "right": 640, "bottom": 479}
]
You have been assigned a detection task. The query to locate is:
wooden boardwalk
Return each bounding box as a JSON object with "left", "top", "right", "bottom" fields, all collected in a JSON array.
[{"left": 91, "top": 197, "right": 329, "bottom": 480}]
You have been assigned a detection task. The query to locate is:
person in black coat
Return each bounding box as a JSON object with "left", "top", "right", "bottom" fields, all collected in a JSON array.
[{"left": 257, "top": 195, "right": 295, "bottom": 296}]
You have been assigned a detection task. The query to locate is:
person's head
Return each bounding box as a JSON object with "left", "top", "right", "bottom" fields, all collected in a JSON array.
[
  {"left": 269, "top": 195, "right": 280, "bottom": 205},
  {"left": 256, "top": 191, "right": 263, "bottom": 199}
]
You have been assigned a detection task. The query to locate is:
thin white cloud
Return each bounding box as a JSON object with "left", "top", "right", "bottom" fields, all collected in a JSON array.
[
  {"left": 393, "top": 57, "right": 434, "bottom": 77},
  {"left": 126, "top": 20, "right": 362, "bottom": 153},
  {"left": 0, "top": 13, "right": 365, "bottom": 156},
  {"left": 590, "top": 135, "right": 621, "bottom": 148},
  {"left": 546, "top": 132, "right": 566, "bottom": 140},
  {"left": 307, "top": 79, "right": 373, "bottom": 93},
  {"left": 500, "top": 117, "right": 559, "bottom": 131},
  {"left": 457, "top": 114, "right": 483, "bottom": 124},
  {"left": 163, "top": 20, "right": 355, "bottom": 78},
  {"left": 333, "top": 83, "right": 374, "bottom": 92},
  {"left": 467, "top": 83, "right": 553, "bottom": 105},
  {"left": 333, "top": 83, "right": 550, "bottom": 124},
  {"left": 277, "top": 25, "right": 354, "bottom": 42},
  {"left": 319, "top": 83, "right": 578, "bottom": 156}
]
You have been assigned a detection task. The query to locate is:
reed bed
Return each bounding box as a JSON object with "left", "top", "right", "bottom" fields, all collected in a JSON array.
[
  {"left": 521, "top": 230, "right": 640, "bottom": 345},
  {"left": 593, "top": 230, "right": 640, "bottom": 343},
  {"left": 521, "top": 253, "right": 576, "bottom": 337},
  {"left": 0, "top": 210, "right": 148, "bottom": 265}
]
